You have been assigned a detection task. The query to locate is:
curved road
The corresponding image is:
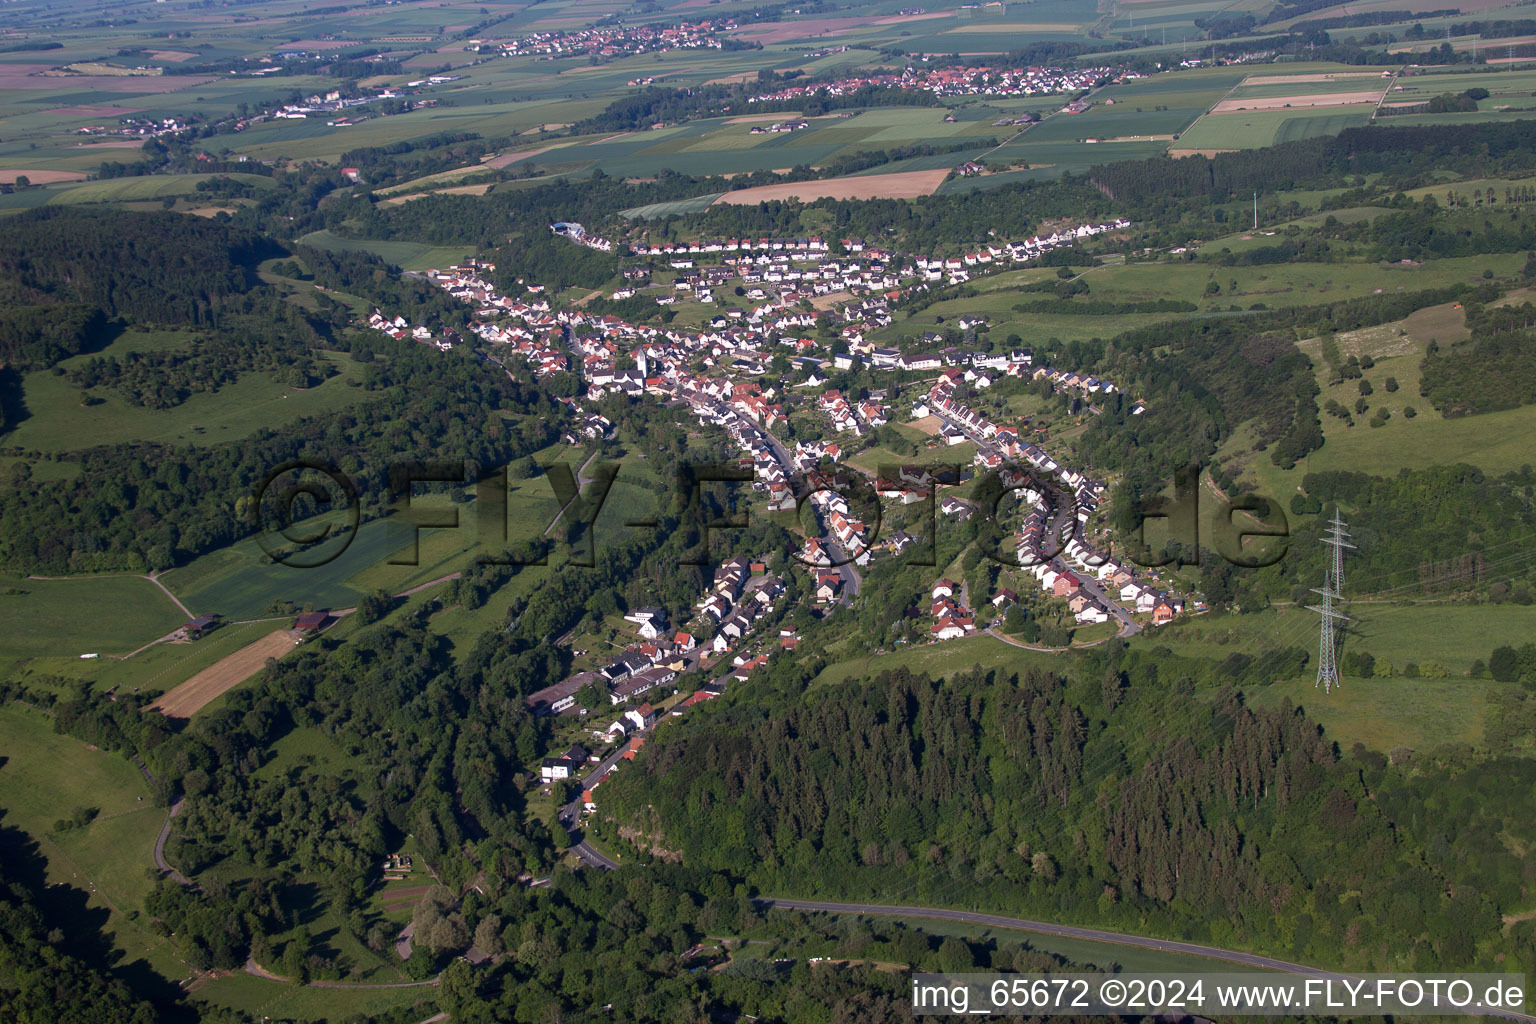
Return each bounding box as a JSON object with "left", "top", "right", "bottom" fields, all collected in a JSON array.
[
  {"left": 753, "top": 898, "right": 1536, "bottom": 1024},
  {"left": 153, "top": 798, "right": 193, "bottom": 887},
  {"left": 552, "top": 836, "right": 1536, "bottom": 1024}
]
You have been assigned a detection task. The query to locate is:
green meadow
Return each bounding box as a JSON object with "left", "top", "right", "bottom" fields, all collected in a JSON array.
[
  {"left": 0, "top": 572, "right": 186, "bottom": 662},
  {"left": 0, "top": 702, "right": 187, "bottom": 987},
  {"left": 5, "top": 347, "right": 371, "bottom": 452}
]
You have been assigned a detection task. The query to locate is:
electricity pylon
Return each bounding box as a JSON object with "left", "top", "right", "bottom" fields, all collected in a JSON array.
[{"left": 1307, "top": 512, "right": 1354, "bottom": 692}]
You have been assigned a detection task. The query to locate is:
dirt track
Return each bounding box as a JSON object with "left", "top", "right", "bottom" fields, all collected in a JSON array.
[{"left": 146, "top": 629, "right": 299, "bottom": 718}]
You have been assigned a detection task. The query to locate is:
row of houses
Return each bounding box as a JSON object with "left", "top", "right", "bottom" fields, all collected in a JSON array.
[{"left": 930, "top": 579, "right": 976, "bottom": 640}]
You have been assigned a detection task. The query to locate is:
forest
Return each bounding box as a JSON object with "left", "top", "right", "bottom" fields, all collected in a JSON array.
[
  {"left": 601, "top": 660, "right": 1536, "bottom": 974},
  {"left": 0, "top": 335, "right": 561, "bottom": 572}
]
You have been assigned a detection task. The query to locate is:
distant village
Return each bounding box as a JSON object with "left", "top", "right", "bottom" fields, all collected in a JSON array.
[
  {"left": 746, "top": 63, "right": 1145, "bottom": 104},
  {"left": 469, "top": 19, "right": 736, "bottom": 61}
]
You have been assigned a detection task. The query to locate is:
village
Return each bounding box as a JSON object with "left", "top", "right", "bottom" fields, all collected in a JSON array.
[
  {"left": 345, "top": 214, "right": 1193, "bottom": 815},
  {"left": 471, "top": 19, "right": 737, "bottom": 61},
  {"left": 745, "top": 63, "right": 1146, "bottom": 105}
]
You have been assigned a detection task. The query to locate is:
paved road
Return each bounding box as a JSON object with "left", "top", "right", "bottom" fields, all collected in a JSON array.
[
  {"left": 752, "top": 898, "right": 1536, "bottom": 1023},
  {"left": 153, "top": 799, "right": 193, "bottom": 887},
  {"left": 557, "top": 740, "right": 632, "bottom": 870},
  {"left": 758, "top": 424, "right": 862, "bottom": 597},
  {"left": 1055, "top": 555, "right": 1140, "bottom": 637}
]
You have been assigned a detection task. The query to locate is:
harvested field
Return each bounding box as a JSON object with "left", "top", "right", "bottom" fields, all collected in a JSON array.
[
  {"left": 49, "top": 104, "right": 146, "bottom": 116},
  {"left": 944, "top": 22, "right": 1080, "bottom": 32},
  {"left": 380, "top": 884, "right": 432, "bottom": 907},
  {"left": 484, "top": 146, "right": 558, "bottom": 168},
  {"left": 148, "top": 50, "right": 199, "bottom": 62},
  {"left": 1212, "top": 91, "right": 1383, "bottom": 113},
  {"left": 3, "top": 74, "right": 214, "bottom": 92},
  {"left": 713, "top": 168, "right": 950, "bottom": 205},
  {"left": 146, "top": 628, "right": 298, "bottom": 718},
  {"left": 908, "top": 415, "right": 945, "bottom": 436},
  {"left": 379, "top": 183, "right": 493, "bottom": 206},
  {"left": 1241, "top": 72, "right": 1388, "bottom": 86},
  {"left": 0, "top": 169, "right": 86, "bottom": 183},
  {"left": 725, "top": 11, "right": 946, "bottom": 44},
  {"left": 725, "top": 113, "right": 804, "bottom": 124}
]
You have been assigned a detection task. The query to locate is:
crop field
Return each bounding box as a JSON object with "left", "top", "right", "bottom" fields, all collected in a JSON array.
[
  {"left": 1175, "top": 105, "right": 1379, "bottom": 151},
  {"left": 156, "top": 516, "right": 451, "bottom": 623},
  {"left": 714, "top": 167, "right": 951, "bottom": 204},
  {"left": 898, "top": 254, "right": 1514, "bottom": 351},
  {"left": 156, "top": 446, "right": 598, "bottom": 625},
  {"left": 6, "top": 618, "right": 287, "bottom": 702},
  {"left": 44, "top": 172, "right": 277, "bottom": 205}
]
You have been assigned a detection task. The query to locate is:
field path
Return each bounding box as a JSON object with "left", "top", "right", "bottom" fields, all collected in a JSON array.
[
  {"left": 146, "top": 570, "right": 194, "bottom": 618},
  {"left": 145, "top": 628, "right": 300, "bottom": 718}
]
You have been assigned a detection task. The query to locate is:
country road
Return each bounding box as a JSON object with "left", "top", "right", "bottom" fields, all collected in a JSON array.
[
  {"left": 550, "top": 839, "right": 1536, "bottom": 1024},
  {"left": 753, "top": 899, "right": 1536, "bottom": 1023},
  {"left": 153, "top": 798, "right": 192, "bottom": 887}
]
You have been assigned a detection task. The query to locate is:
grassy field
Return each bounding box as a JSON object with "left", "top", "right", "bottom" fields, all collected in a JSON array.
[
  {"left": 0, "top": 572, "right": 186, "bottom": 663},
  {"left": 294, "top": 229, "right": 476, "bottom": 272},
  {"left": 189, "top": 972, "right": 433, "bottom": 1021},
  {"left": 1223, "top": 286, "right": 1536, "bottom": 500},
  {"left": 770, "top": 906, "right": 1289, "bottom": 975},
  {"left": 5, "top": 348, "right": 370, "bottom": 452},
  {"left": 1144, "top": 603, "right": 1536, "bottom": 751},
  {"left": 811, "top": 632, "right": 1070, "bottom": 688},
  {"left": 0, "top": 702, "right": 186, "bottom": 988}
]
